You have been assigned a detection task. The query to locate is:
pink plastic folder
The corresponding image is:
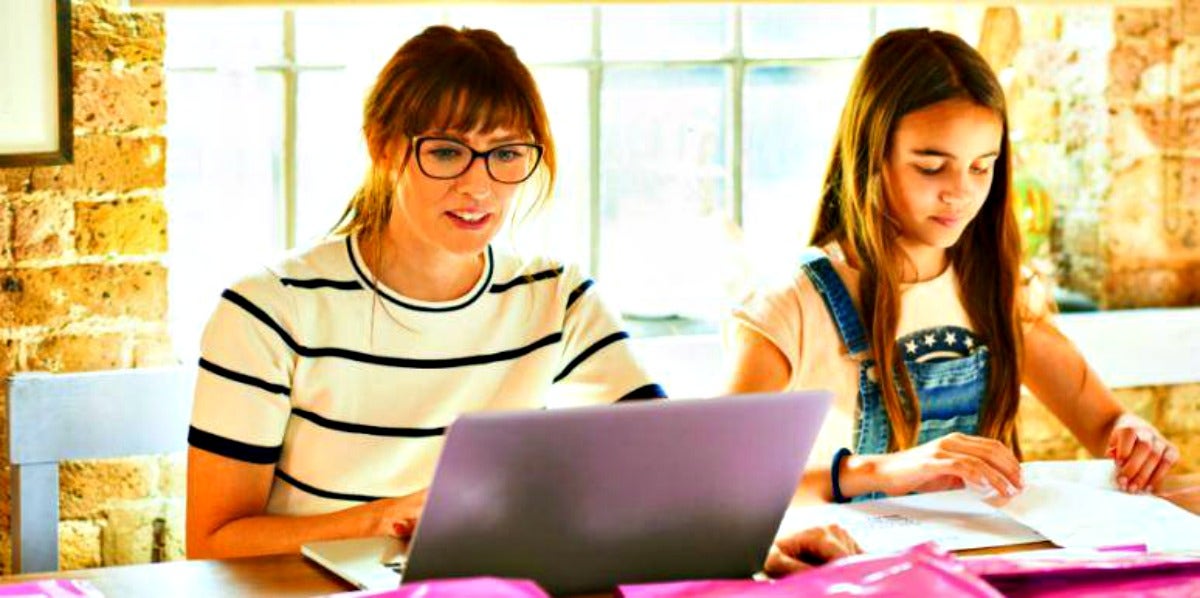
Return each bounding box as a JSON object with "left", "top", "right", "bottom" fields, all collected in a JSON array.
[
  {"left": 617, "top": 543, "right": 1200, "bottom": 598},
  {"left": 965, "top": 551, "right": 1200, "bottom": 597},
  {"left": 617, "top": 543, "right": 1002, "bottom": 597},
  {"left": 0, "top": 580, "right": 103, "bottom": 597},
  {"left": 325, "top": 576, "right": 548, "bottom": 597}
]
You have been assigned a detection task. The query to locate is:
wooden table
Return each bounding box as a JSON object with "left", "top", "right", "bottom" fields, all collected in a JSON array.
[
  {"left": 2, "top": 474, "right": 1197, "bottom": 597},
  {"left": 0, "top": 553, "right": 351, "bottom": 597}
]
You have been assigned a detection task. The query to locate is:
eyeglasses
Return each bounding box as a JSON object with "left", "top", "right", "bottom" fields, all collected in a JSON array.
[{"left": 413, "top": 137, "right": 544, "bottom": 184}]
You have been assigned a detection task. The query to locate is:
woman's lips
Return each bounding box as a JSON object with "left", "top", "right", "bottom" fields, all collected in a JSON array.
[{"left": 446, "top": 210, "right": 492, "bottom": 230}]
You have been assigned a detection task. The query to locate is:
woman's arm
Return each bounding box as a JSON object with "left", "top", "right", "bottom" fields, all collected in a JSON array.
[
  {"left": 1022, "top": 318, "right": 1178, "bottom": 492},
  {"left": 764, "top": 524, "right": 862, "bottom": 577},
  {"left": 551, "top": 269, "right": 666, "bottom": 405},
  {"left": 186, "top": 447, "right": 426, "bottom": 559}
]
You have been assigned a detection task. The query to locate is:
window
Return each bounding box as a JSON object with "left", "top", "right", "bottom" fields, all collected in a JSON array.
[{"left": 165, "top": 5, "right": 985, "bottom": 356}]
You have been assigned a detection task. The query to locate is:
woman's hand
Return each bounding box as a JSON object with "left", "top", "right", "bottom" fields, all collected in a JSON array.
[
  {"left": 764, "top": 524, "right": 862, "bottom": 577},
  {"left": 375, "top": 489, "right": 428, "bottom": 538},
  {"left": 1106, "top": 413, "right": 1178, "bottom": 493},
  {"left": 868, "top": 432, "right": 1023, "bottom": 498}
]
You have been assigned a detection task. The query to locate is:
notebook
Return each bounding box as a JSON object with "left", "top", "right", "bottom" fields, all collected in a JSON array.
[{"left": 303, "top": 391, "right": 831, "bottom": 594}]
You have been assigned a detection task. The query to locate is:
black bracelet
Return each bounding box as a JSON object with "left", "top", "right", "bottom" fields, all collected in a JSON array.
[{"left": 831, "top": 447, "right": 852, "bottom": 504}]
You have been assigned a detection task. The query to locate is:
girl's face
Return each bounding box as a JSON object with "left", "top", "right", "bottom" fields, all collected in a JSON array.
[
  {"left": 391, "top": 127, "right": 534, "bottom": 258},
  {"left": 882, "top": 97, "right": 1003, "bottom": 252}
]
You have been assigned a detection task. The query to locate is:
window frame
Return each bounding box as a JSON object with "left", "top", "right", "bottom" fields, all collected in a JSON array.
[{"left": 164, "top": 5, "right": 891, "bottom": 334}]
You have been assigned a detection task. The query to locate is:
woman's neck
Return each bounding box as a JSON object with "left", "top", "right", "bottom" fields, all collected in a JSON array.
[{"left": 360, "top": 231, "right": 485, "bottom": 302}]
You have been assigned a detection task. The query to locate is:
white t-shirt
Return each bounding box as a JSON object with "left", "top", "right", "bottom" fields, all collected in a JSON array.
[
  {"left": 730, "top": 246, "right": 980, "bottom": 466},
  {"left": 189, "top": 235, "right": 663, "bottom": 516}
]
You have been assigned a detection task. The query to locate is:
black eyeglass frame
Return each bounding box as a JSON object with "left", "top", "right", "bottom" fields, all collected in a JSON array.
[{"left": 412, "top": 136, "right": 545, "bottom": 184}]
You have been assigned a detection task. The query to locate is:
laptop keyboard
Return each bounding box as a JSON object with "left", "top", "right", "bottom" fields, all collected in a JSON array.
[{"left": 382, "top": 558, "right": 405, "bottom": 575}]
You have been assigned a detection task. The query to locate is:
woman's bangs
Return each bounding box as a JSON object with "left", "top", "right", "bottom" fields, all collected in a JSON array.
[{"left": 418, "top": 84, "right": 533, "bottom": 139}]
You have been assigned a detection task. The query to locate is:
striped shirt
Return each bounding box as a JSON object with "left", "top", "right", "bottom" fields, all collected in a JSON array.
[{"left": 189, "top": 235, "right": 664, "bottom": 516}]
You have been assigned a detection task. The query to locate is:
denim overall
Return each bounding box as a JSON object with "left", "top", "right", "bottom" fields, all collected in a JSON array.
[{"left": 800, "top": 249, "right": 989, "bottom": 501}]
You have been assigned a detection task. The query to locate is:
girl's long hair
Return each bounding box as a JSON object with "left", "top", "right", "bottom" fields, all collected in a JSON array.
[{"left": 810, "top": 28, "right": 1023, "bottom": 454}]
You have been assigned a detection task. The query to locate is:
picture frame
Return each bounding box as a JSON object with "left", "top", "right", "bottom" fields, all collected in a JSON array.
[{"left": 0, "top": 0, "right": 73, "bottom": 167}]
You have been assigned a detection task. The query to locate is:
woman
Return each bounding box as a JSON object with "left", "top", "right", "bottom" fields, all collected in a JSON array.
[{"left": 186, "top": 26, "right": 663, "bottom": 559}]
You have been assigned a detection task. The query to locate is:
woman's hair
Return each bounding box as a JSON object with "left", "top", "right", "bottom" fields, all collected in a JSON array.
[
  {"left": 810, "top": 28, "right": 1024, "bottom": 454},
  {"left": 334, "top": 25, "right": 557, "bottom": 239}
]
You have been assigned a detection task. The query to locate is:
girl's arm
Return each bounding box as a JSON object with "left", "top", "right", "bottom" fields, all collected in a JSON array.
[
  {"left": 1022, "top": 318, "right": 1179, "bottom": 492},
  {"left": 726, "top": 325, "right": 1021, "bottom": 502},
  {"left": 725, "top": 323, "right": 792, "bottom": 395},
  {"left": 186, "top": 447, "right": 426, "bottom": 559}
]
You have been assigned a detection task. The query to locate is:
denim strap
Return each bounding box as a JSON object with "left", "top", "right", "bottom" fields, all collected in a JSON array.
[{"left": 799, "top": 248, "right": 870, "bottom": 357}]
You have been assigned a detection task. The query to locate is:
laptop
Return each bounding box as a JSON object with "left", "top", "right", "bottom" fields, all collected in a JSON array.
[{"left": 302, "top": 391, "right": 831, "bottom": 595}]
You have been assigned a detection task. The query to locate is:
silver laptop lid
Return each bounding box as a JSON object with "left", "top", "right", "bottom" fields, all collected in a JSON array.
[{"left": 403, "top": 391, "right": 831, "bottom": 595}]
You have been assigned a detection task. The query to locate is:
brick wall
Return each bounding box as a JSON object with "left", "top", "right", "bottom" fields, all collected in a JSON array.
[{"left": 0, "top": 0, "right": 181, "bottom": 572}]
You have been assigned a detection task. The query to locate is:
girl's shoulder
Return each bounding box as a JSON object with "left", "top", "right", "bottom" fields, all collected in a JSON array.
[
  {"left": 739, "top": 245, "right": 860, "bottom": 328},
  {"left": 796, "top": 243, "right": 863, "bottom": 306}
]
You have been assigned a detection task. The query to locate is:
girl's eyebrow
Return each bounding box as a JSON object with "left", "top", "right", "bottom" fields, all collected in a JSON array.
[{"left": 911, "top": 148, "right": 1000, "bottom": 161}]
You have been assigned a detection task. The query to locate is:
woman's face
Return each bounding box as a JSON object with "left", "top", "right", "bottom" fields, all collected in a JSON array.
[
  {"left": 882, "top": 97, "right": 1003, "bottom": 252},
  {"left": 390, "top": 126, "right": 536, "bottom": 259}
]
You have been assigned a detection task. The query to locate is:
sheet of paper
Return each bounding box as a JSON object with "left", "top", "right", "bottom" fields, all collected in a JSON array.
[
  {"left": 998, "top": 479, "right": 1200, "bottom": 554},
  {"left": 782, "top": 460, "right": 1199, "bottom": 554},
  {"left": 1020, "top": 459, "right": 1117, "bottom": 490},
  {"left": 780, "top": 489, "right": 1045, "bottom": 553}
]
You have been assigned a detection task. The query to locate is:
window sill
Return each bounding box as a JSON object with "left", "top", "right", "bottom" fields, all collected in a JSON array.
[
  {"left": 630, "top": 307, "right": 1200, "bottom": 398},
  {"left": 1055, "top": 307, "right": 1200, "bottom": 389}
]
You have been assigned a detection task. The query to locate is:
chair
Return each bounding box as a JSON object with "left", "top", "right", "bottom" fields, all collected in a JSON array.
[{"left": 6, "top": 367, "right": 193, "bottom": 573}]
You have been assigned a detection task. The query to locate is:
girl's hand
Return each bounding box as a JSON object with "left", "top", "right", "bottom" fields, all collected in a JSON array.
[
  {"left": 873, "top": 432, "right": 1023, "bottom": 498},
  {"left": 1106, "top": 413, "right": 1178, "bottom": 493},
  {"left": 375, "top": 489, "right": 428, "bottom": 538},
  {"left": 764, "top": 524, "right": 862, "bottom": 577}
]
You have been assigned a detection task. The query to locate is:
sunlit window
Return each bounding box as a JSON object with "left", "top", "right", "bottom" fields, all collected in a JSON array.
[{"left": 164, "top": 5, "right": 981, "bottom": 356}]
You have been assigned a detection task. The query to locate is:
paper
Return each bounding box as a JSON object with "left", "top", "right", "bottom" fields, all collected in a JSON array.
[
  {"left": 780, "top": 490, "right": 1045, "bottom": 553},
  {"left": 998, "top": 479, "right": 1200, "bottom": 554},
  {"left": 783, "top": 460, "right": 1200, "bottom": 556},
  {"left": 1020, "top": 459, "right": 1118, "bottom": 490}
]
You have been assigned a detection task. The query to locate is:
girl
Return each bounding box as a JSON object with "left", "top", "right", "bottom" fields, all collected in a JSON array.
[
  {"left": 186, "top": 26, "right": 665, "bottom": 558},
  {"left": 726, "top": 28, "right": 1178, "bottom": 503}
]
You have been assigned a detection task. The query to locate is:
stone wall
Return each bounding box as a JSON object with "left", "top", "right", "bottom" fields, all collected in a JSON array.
[
  {"left": 1020, "top": 384, "right": 1200, "bottom": 473},
  {"left": 0, "top": 0, "right": 181, "bottom": 572},
  {"left": 988, "top": 4, "right": 1199, "bottom": 473},
  {"left": 1102, "top": 2, "right": 1200, "bottom": 307}
]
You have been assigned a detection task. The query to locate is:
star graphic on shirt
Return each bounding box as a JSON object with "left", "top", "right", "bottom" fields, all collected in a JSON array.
[
  {"left": 945, "top": 332, "right": 957, "bottom": 345},
  {"left": 964, "top": 337, "right": 975, "bottom": 349},
  {"left": 905, "top": 340, "right": 918, "bottom": 354},
  {"left": 923, "top": 333, "right": 937, "bottom": 347}
]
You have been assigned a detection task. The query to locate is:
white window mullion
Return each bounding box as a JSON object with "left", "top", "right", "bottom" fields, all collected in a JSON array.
[
  {"left": 731, "top": 6, "right": 744, "bottom": 227},
  {"left": 282, "top": 10, "right": 298, "bottom": 249},
  {"left": 588, "top": 6, "right": 603, "bottom": 278}
]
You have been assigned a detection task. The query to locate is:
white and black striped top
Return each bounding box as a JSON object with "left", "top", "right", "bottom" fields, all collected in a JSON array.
[{"left": 188, "top": 235, "right": 665, "bottom": 516}]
